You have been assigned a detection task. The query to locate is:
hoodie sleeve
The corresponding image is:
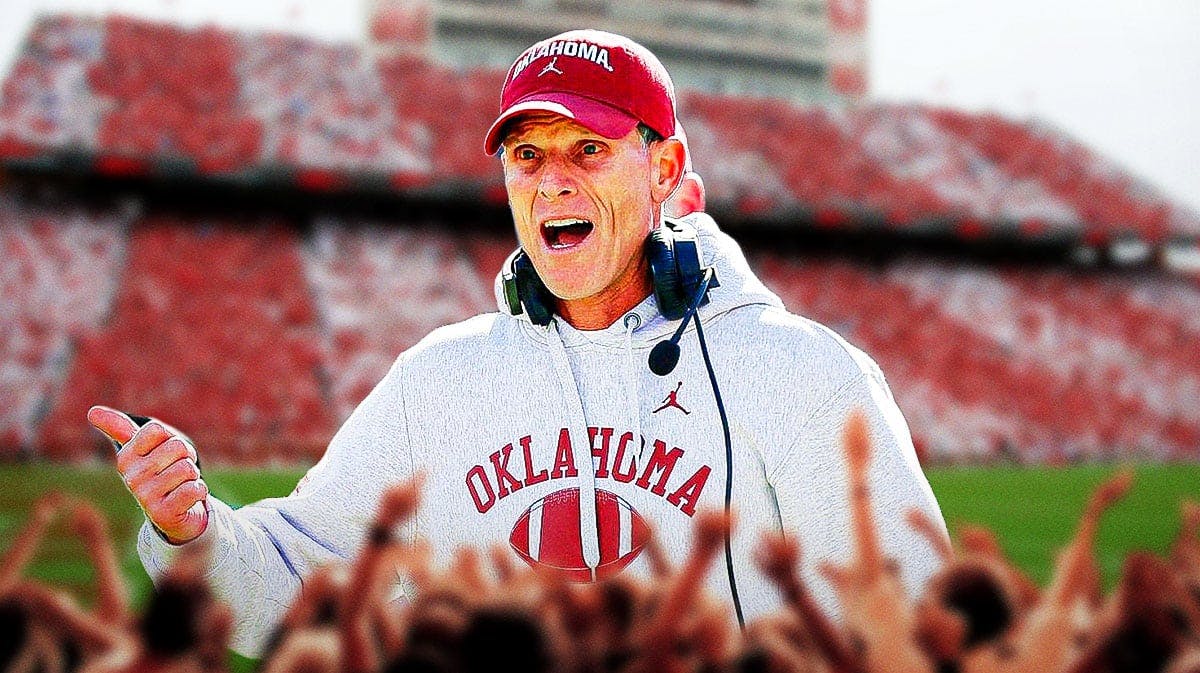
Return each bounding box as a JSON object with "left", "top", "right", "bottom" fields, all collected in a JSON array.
[
  {"left": 766, "top": 355, "right": 947, "bottom": 617},
  {"left": 135, "top": 354, "right": 417, "bottom": 657}
]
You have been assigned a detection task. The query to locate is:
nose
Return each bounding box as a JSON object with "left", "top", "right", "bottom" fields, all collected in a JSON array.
[{"left": 537, "top": 163, "right": 576, "bottom": 200}]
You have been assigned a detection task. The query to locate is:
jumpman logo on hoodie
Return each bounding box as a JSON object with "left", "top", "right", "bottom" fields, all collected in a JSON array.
[{"left": 652, "top": 382, "right": 690, "bottom": 415}]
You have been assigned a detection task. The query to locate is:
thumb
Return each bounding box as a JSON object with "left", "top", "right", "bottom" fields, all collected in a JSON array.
[{"left": 87, "top": 405, "right": 140, "bottom": 446}]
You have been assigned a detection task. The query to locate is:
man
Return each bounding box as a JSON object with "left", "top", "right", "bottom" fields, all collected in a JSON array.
[{"left": 89, "top": 29, "right": 946, "bottom": 656}]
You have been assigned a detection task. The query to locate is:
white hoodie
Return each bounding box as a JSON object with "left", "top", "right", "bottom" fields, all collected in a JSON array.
[{"left": 138, "top": 212, "right": 947, "bottom": 657}]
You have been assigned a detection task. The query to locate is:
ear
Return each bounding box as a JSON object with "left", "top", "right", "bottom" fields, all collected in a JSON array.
[
  {"left": 649, "top": 137, "right": 686, "bottom": 206},
  {"left": 664, "top": 171, "right": 706, "bottom": 219}
]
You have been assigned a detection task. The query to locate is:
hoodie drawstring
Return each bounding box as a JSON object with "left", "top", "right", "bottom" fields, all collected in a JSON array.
[
  {"left": 623, "top": 313, "right": 645, "bottom": 463},
  {"left": 546, "top": 319, "right": 601, "bottom": 579}
]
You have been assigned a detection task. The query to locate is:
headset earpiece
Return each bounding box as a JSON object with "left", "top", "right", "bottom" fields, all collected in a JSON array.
[
  {"left": 645, "top": 227, "right": 685, "bottom": 319},
  {"left": 501, "top": 218, "right": 716, "bottom": 326},
  {"left": 647, "top": 218, "right": 716, "bottom": 320},
  {"left": 501, "top": 249, "right": 555, "bottom": 326}
]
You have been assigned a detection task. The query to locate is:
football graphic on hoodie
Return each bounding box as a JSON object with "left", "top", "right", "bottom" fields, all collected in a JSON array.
[{"left": 509, "top": 487, "right": 650, "bottom": 582}]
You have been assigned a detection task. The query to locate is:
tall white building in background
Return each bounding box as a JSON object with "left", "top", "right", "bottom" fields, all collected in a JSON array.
[{"left": 366, "top": 0, "right": 867, "bottom": 105}]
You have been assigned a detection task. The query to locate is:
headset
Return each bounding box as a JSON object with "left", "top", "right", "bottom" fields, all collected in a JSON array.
[
  {"left": 500, "top": 217, "right": 748, "bottom": 628},
  {"left": 501, "top": 217, "right": 718, "bottom": 327}
]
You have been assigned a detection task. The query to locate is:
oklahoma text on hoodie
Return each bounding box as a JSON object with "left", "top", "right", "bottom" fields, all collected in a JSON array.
[{"left": 137, "top": 213, "right": 948, "bottom": 657}]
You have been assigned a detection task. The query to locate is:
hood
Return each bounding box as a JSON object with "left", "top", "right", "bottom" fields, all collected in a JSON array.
[{"left": 492, "top": 212, "right": 784, "bottom": 347}]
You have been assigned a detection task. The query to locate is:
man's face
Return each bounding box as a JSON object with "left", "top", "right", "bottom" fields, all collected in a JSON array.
[{"left": 501, "top": 113, "right": 676, "bottom": 307}]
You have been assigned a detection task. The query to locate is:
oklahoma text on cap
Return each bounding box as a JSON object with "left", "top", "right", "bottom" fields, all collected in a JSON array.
[{"left": 483, "top": 29, "right": 677, "bottom": 155}]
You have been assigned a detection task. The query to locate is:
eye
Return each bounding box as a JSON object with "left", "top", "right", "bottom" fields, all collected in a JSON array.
[
  {"left": 516, "top": 147, "right": 537, "bottom": 161},
  {"left": 581, "top": 142, "right": 601, "bottom": 156}
]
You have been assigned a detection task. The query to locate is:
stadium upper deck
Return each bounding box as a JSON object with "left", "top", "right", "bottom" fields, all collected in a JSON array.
[{"left": 1, "top": 13, "right": 1197, "bottom": 250}]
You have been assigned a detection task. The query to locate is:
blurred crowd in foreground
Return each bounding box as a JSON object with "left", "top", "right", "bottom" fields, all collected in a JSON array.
[{"left": 3, "top": 412, "right": 1199, "bottom": 673}]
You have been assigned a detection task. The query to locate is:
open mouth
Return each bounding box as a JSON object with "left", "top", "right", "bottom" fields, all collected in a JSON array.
[{"left": 541, "top": 218, "right": 595, "bottom": 250}]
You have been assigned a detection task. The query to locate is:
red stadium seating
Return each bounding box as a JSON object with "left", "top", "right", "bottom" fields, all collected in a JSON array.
[
  {"left": 374, "top": 56, "right": 503, "bottom": 182},
  {"left": 304, "top": 219, "right": 505, "bottom": 417},
  {"left": 0, "top": 15, "right": 104, "bottom": 153},
  {"left": 239, "top": 32, "right": 424, "bottom": 175},
  {"left": 6, "top": 14, "right": 1195, "bottom": 244},
  {"left": 0, "top": 191, "right": 126, "bottom": 455},
  {"left": 41, "top": 216, "right": 335, "bottom": 463},
  {"left": 753, "top": 253, "right": 1200, "bottom": 463},
  {"left": 930, "top": 109, "right": 1200, "bottom": 243},
  {"left": 88, "top": 16, "right": 260, "bottom": 173},
  {"left": 832, "top": 104, "right": 1081, "bottom": 236},
  {"left": 0, "top": 197, "right": 1193, "bottom": 464}
]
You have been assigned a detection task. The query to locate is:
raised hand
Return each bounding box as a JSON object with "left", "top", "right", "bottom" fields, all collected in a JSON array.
[
  {"left": 0, "top": 491, "right": 66, "bottom": 594},
  {"left": 1046, "top": 467, "right": 1134, "bottom": 608},
  {"left": 343, "top": 478, "right": 425, "bottom": 673},
  {"left": 755, "top": 532, "right": 861, "bottom": 673},
  {"left": 87, "top": 405, "right": 208, "bottom": 544},
  {"left": 819, "top": 409, "right": 934, "bottom": 673},
  {"left": 629, "top": 509, "right": 731, "bottom": 673},
  {"left": 1002, "top": 468, "right": 1135, "bottom": 673},
  {"left": 844, "top": 410, "right": 884, "bottom": 580},
  {"left": 819, "top": 411, "right": 888, "bottom": 598},
  {"left": 1084, "top": 468, "right": 1133, "bottom": 521},
  {"left": 67, "top": 500, "right": 130, "bottom": 625}
]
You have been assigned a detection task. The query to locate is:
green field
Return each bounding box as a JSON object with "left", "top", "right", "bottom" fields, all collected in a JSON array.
[{"left": 1, "top": 462, "right": 1197, "bottom": 670}]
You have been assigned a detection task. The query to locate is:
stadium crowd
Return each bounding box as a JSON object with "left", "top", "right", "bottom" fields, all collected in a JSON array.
[
  {"left": 3, "top": 14, "right": 1198, "bottom": 243},
  {"left": 3, "top": 189, "right": 1199, "bottom": 465},
  {"left": 2, "top": 412, "right": 1198, "bottom": 673},
  {"left": 0, "top": 192, "right": 125, "bottom": 452}
]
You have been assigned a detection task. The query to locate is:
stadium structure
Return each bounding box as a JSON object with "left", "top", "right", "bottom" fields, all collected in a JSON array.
[
  {"left": 368, "top": 0, "right": 857, "bottom": 103},
  {"left": 1, "top": 4, "right": 1199, "bottom": 470}
]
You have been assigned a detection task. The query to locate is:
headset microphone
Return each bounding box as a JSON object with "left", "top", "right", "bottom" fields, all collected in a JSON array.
[{"left": 648, "top": 267, "right": 715, "bottom": 376}]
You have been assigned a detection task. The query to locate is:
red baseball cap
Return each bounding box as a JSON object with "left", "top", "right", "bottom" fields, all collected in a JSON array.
[{"left": 483, "top": 30, "right": 677, "bottom": 155}]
